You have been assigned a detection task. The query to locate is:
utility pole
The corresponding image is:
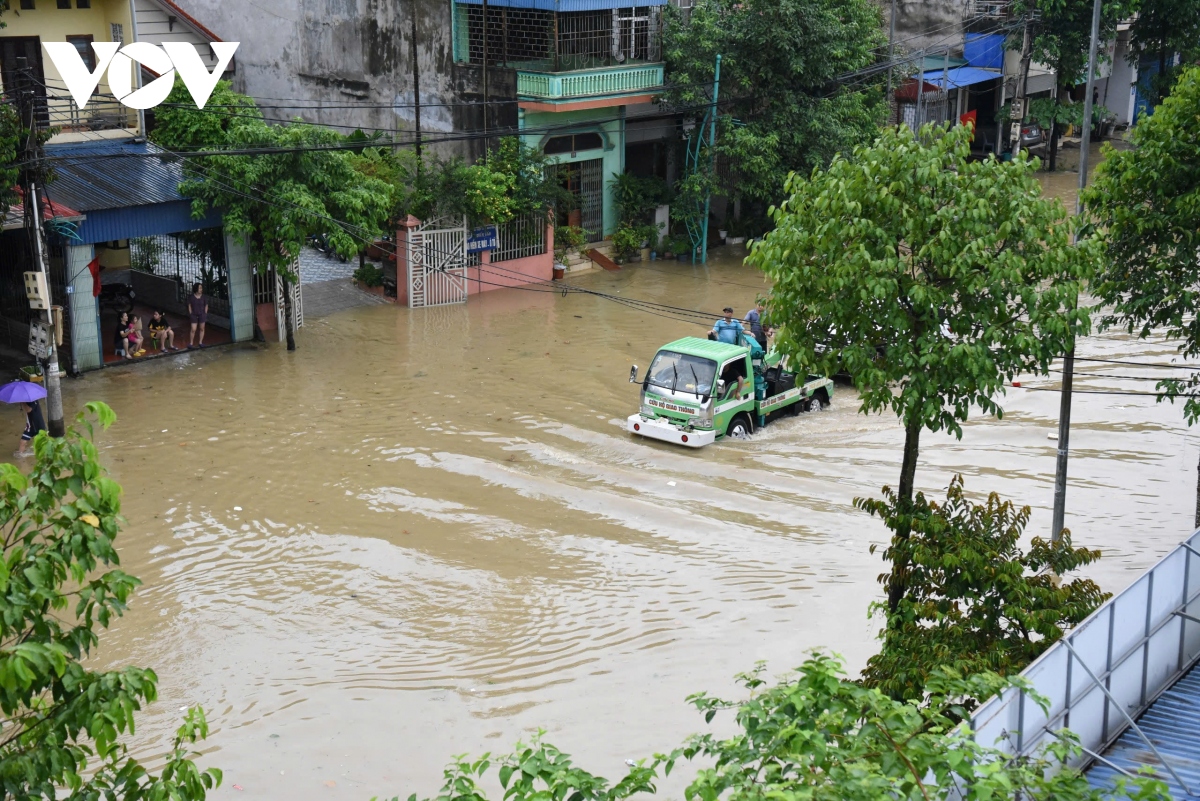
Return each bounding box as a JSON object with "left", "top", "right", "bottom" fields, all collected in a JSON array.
[
  {"left": 915, "top": 50, "right": 925, "bottom": 128},
  {"left": 15, "top": 59, "right": 65, "bottom": 438},
  {"left": 886, "top": 0, "right": 898, "bottom": 121},
  {"left": 700, "top": 54, "right": 721, "bottom": 265},
  {"left": 1050, "top": 0, "right": 1102, "bottom": 542},
  {"left": 411, "top": 8, "right": 422, "bottom": 160},
  {"left": 1012, "top": 14, "right": 1033, "bottom": 156}
]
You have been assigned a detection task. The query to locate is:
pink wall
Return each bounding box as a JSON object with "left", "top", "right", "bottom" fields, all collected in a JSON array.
[
  {"left": 467, "top": 248, "right": 554, "bottom": 295},
  {"left": 396, "top": 218, "right": 554, "bottom": 305}
]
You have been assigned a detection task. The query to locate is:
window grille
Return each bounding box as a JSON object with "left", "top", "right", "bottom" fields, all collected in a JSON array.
[
  {"left": 110, "top": 23, "right": 124, "bottom": 45},
  {"left": 460, "top": 6, "right": 661, "bottom": 69}
]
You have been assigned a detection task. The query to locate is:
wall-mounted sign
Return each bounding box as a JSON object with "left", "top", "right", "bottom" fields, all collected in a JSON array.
[{"left": 467, "top": 226, "right": 498, "bottom": 254}]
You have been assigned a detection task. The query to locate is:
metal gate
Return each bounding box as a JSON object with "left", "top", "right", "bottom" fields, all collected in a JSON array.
[
  {"left": 273, "top": 262, "right": 303, "bottom": 341},
  {"left": 408, "top": 216, "right": 468, "bottom": 308}
]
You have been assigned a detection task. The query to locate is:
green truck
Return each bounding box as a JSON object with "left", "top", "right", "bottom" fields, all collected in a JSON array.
[{"left": 626, "top": 334, "right": 834, "bottom": 448}]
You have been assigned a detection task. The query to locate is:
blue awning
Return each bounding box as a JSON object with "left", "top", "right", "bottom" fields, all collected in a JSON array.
[
  {"left": 921, "top": 66, "right": 1002, "bottom": 90},
  {"left": 456, "top": 0, "right": 665, "bottom": 9}
]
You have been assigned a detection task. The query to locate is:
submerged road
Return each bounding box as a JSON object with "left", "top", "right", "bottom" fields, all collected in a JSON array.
[{"left": 9, "top": 197, "right": 1196, "bottom": 799}]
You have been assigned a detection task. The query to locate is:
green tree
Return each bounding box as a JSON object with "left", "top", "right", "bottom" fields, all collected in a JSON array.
[
  {"left": 152, "top": 80, "right": 393, "bottom": 349},
  {"left": 0, "top": 403, "right": 221, "bottom": 799},
  {"left": 1129, "top": 0, "right": 1200, "bottom": 106},
  {"left": 749, "top": 123, "right": 1094, "bottom": 615},
  {"left": 662, "top": 0, "right": 886, "bottom": 226},
  {"left": 381, "top": 655, "right": 1167, "bottom": 801},
  {"left": 1084, "top": 66, "right": 1200, "bottom": 525},
  {"left": 0, "top": 103, "right": 18, "bottom": 220},
  {"left": 858, "top": 476, "right": 1108, "bottom": 701},
  {"left": 1013, "top": 0, "right": 1130, "bottom": 171}
]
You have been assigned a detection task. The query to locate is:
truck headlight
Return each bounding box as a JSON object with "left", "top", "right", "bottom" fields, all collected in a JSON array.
[{"left": 640, "top": 404, "right": 655, "bottom": 417}]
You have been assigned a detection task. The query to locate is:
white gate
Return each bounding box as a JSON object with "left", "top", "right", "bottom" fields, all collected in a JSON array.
[
  {"left": 408, "top": 216, "right": 468, "bottom": 309},
  {"left": 274, "top": 261, "right": 304, "bottom": 342}
]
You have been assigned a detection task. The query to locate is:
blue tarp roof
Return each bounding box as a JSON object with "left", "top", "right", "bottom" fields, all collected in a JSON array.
[
  {"left": 920, "top": 66, "right": 1002, "bottom": 90},
  {"left": 42, "top": 139, "right": 221, "bottom": 244},
  {"left": 455, "top": 0, "right": 665, "bottom": 9},
  {"left": 1087, "top": 660, "right": 1200, "bottom": 799}
]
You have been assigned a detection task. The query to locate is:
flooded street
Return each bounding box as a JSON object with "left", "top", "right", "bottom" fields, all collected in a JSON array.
[{"left": 10, "top": 168, "right": 1198, "bottom": 800}]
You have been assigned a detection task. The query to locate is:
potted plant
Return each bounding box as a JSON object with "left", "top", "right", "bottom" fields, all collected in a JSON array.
[
  {"left": 352, "top": 263, "right": 387, "bottom": 296},
  {"left": 19, "top": 365, "right": 42, "bottom": 384},
  {"left": 553, "top": 225, "right": 587, "bottom": 279},
  {"left": 612, "top": 224, "right": 642, "bottom": 264}
]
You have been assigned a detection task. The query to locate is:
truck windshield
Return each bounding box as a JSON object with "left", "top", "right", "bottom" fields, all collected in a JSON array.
[{"left": 647, "top": 351, "right": 717, "bottom": 397}]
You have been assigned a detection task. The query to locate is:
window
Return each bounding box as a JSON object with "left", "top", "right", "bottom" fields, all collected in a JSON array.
[
  {"left": 65, "top": 35, "right": 94, "bottom": 71},
  {"left": 110, "top": 23, "right": 124, "bottom": 44},
  {"left": 76, "top": 0, "right": 90, "bottom": 6},
  {"left": 543, "top": 132, "right": 603, "bottom": 156},
  {"left": 20, "top": 0, "right": 35, "bottom": 9},
  {"left": 646, "top": 351, "right": 716, "bottom": 397},
  {"left": 57, "top": 0, "right": 69, "bottom": 8}
]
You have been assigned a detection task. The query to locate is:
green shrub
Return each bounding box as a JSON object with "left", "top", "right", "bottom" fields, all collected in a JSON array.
[{"left": 353, "top": 263, "right": 385, "bottom": 287}]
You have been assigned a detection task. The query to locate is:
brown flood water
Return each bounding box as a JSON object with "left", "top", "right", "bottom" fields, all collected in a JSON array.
[{"left": 6, "top": 170, "right": 1197, "bottom": 800}]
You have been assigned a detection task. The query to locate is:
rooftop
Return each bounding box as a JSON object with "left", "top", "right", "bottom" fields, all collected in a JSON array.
[
  {"left": 660, "top": 336, "right": 746, "bottom": 361},
  {"left": 42, "top": 140, "right": 187, "bottom": 213}
]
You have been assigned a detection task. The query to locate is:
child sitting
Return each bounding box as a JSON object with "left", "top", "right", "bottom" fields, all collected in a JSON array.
[
  {"left": 128, "top": 315, "right": 146, "bottom": 357},
  {"left": 147, "top": 310, "right": 177, "bottom": 352}
]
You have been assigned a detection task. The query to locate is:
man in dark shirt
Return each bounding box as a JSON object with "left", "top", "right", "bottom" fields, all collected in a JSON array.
[
  {"left": 17, "top": 400, "right": 45, "bottom": 458},
  {"left": 745, "top": 301, "right": 768, "bottom": 350},
  {"left": 188, "top": 283, "right": 209, "bottom": 349}
]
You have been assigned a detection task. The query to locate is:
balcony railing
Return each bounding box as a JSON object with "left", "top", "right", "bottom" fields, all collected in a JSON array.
[
  {"left": 517, "top": 63, "right": 664, "bottom": 100},
  {"left": 29, "top": 93, "right": 139, "bottom": 137}
]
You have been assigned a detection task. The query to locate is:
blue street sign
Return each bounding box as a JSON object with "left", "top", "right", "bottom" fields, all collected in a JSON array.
[{"left": 466, "top": 225, "right": 498, "bottom": 254}]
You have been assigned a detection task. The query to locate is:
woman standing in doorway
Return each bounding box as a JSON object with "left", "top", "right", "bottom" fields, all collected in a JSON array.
[{"left": 188, "top": 283, "right": 208, "bottom": 349}]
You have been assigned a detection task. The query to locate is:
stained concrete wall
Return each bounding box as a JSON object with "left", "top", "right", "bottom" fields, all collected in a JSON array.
[
  {"left": 876, "top": 0, "right": 968, "bottom": 59},
  {"left": 168, "top": 0, "right": 515, "bottom": 160}
]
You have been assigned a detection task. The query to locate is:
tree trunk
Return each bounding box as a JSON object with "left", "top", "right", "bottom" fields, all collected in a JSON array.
[
  {"left": 283, "top": 277, "right": 297, "bottom": 352},
  {"left": 886, "top": 412, "right": 923, "bottom": 615},
  {"left": 1159, "top": 48, "right": 1168, "bottom": 105},
  {"left": 1048, "top": 118, "right": 1058, "bottom": 172}
]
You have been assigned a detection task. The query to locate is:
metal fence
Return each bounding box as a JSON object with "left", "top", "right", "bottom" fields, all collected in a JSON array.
[
  {"left": 459, "top": 5, "right": 661, "bottom": 70},
  {"left": 130, "top": 231, "right": 230, "bottom": 318},
  {"left": 32, "top": 92, "right": 138, "bottom": 134},
  {"left": 970, "top": 530, "right": 1200, "bottom": 780},
  {"left": 468, "top": 212, "right": 548, "bottom": 265}
]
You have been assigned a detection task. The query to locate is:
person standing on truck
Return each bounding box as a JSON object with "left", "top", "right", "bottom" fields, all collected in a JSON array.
[
  {"left": 745, "top": 302, "right": 768, "bottom": 350},
  {"left": 712, "top": 307, "right": 745, "bottom": 344}
]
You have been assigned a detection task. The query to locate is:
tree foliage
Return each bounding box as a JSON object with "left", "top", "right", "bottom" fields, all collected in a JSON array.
[
  {"left": 0, "top": 102, "right": 18, "bottom": 220},
  {"left": 151, "top": 81, "right": 392, "bottom": 276},
  {"left": 858, "top": 476, "right": 1108, "bottom": 702},
  {"left": 662, "top": 0, "right": 886, "bottom": 221},
  {"left": 749, "top": 123, "right": 1094, "bottom": 612},
  {"left": 1084, "top": 67, "right": 1200, "bottom": 522},
  {"left": 0, "top": 403, "right": 221, "bottom": 800},
  {"left": 1085, "top": 66, "right": 1200, "bottom": 421},
  {"left": 152, "top": 79, "right": 392, "bottom": 347},
  {"left": 382, "top": 655, "right": 1167, "bottom": 801}
]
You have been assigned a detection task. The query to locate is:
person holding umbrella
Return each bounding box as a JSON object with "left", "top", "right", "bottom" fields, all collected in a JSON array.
[{"left": 0, "top": 380, "right": 48, "bottom": 458}]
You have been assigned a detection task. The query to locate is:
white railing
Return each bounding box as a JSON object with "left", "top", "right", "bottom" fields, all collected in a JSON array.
[{"left": 971, "top": 530, "right": 1200, "bottom": 784}]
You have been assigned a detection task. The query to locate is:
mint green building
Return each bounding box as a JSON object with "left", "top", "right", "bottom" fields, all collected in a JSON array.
[{"left": 452, "top": 0, "right": 667, "bottom": 240}]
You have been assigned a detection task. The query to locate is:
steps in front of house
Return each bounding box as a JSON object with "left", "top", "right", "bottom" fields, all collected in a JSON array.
[{"left": 563, "top": 242, "right": 614, "bottom": 273}]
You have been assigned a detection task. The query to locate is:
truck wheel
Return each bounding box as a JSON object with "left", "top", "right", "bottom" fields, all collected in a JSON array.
[
  {"left": 727, "top": 414, "right": 754, "bottom": 440},
  {"left": 806, "top": 395, "right": 823, "bottom": 413}
]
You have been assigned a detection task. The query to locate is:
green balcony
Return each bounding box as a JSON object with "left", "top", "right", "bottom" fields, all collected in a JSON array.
[{"left": 517, "top": 63, "right": 665, "bottom": 107}]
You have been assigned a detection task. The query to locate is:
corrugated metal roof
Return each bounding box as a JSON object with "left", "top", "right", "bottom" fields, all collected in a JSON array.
[
  {"left": 1087, "top": 660, "right": 1200, "bottom": 799},
  {"left": 43, "top": 140, "right": 188, "bottom": 213},
  {"left": 920, "top": 66, "right": 1002, "bottom": 90}
]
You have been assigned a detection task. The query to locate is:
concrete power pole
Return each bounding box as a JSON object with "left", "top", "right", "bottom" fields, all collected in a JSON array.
[
  {"left": 1050, "top": 0, "right": 1103, "bottom": 542},
  {"left": 1011, "top": 13, "right": 1033, "bottom": 157},
  {"left": 15, "top": 59, "right": 65, "bottom": 438}
]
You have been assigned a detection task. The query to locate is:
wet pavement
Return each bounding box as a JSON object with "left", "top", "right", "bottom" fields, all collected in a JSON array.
[{"left": 6, "top": 167, "right": 1198, "bottom": 800}]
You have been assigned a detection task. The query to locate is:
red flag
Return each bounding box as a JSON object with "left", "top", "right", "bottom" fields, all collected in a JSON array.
[
  {"left": 959, "top": 109, "right": 978, "bottom": 130},
  {"left": 87, "top": 257, "right": 101, "bottom": 297}
]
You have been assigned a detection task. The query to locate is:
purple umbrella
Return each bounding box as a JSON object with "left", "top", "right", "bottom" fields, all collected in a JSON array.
[{"left": 0, "top": 381, "right": 47, "bottom": 404}]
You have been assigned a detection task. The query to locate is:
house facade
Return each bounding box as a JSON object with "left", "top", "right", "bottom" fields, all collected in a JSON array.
[{"left": 0, "top": 0, "right": 258, "bottom": 372}]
